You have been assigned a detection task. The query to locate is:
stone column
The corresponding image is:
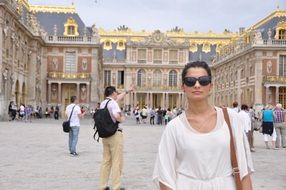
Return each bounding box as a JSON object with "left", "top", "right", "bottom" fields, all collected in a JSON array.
[
  {"left": 265, "top": 85, "right": 269, "bottom": 104},
  {"left": 146, "top": 93, "right": 149, "bottom": 107},
  {"left": 237, "top": 68, "right": 241, "bottom": 105},
  {"left": 48, "top": 83, "right": 52, "bottom": 104},
  {"left": 162, "top": 93, "right": 166, "bottom": 108},
  {"left": 134, "top": 92, "right": 137, "bottom": 106},
  {"left": 166, "top": 93, "right": 169, "bottom": 108},
  {"left": 86, "top": 83, "right": 90, "bottom": 104},
  {"left": 275, "top": 86, "right": 279, "bottom": 104},
  {"left": 58, "top": 83, "right": 61, "bottom": 104},
  {"left": 254, "top": 52, "right": 263, "bottom": 105},
  {"left": 77, "top": 83, "right": 80, "bottom": 99},
  {"left": 150, "top": 93, "right": 153, "bottom": 108}
]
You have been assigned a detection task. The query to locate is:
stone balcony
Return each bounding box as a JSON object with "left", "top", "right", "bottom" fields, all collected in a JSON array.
[
  {"left": 45, "top": 36, "right": 99, "bottom": 44},
  {"left": 263, "top": 75, "right": 286, "bottom": 84},
  {"left": 48, "top": 72, "right": 90, "bottom": 79}
]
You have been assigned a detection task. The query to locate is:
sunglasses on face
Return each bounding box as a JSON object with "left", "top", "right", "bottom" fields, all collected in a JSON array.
[{"left": 183, "top": 76, "right": 211, "bottom": 87}]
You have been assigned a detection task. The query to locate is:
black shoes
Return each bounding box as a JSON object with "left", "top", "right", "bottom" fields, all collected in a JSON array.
[
  {"left": 104, "top": 187, "right": 125, "bottom": 190},
  {"left": 70, "top": 152, "right": 79, "bottom": 156}
]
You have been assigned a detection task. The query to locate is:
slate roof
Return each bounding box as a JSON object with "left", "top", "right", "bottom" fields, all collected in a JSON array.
[
  {"left": 34, "top": 12, "right": 90, "bottom": 36},
  {"left": 257, "top": 16, "right": 286, "bottom": 40}
]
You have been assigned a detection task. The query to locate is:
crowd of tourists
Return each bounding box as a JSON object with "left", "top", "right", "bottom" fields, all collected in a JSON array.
[{"left": 232, "top": 101, "right": 286, "bottom": 151}]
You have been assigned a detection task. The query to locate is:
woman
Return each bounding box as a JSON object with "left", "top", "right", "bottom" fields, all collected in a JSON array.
[
  {"left": 153, "top": 61, "right": 254, "bottom": 190},
  {"left": 262, "top": 105, "right": 277, "bottom": 149}
]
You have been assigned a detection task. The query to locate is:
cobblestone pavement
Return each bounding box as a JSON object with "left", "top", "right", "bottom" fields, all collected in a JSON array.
[{"left": 0, "top": 117, "right": 286, "bottom": 190}]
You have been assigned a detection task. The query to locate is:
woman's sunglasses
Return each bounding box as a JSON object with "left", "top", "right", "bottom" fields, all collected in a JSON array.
[{"left": 183, "top": 76, "right": 211, "bottom": 87}]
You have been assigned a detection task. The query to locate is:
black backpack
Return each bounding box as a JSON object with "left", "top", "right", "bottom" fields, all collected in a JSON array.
[{"left": 93, "top": 99, "right": 119, "bottom": 141}]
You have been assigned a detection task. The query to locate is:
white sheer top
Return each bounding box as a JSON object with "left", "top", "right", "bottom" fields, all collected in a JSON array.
[{"left": 153, "top": 107, "right": 254, "bottom": 190}]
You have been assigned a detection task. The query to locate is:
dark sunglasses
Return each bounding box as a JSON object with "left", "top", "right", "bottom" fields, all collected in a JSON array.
[{"left": 183, "top": 76, "right": 211, "bottom": 87}]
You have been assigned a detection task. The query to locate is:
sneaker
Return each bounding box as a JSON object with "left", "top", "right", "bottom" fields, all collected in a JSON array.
[
  {"left": 104, "top": 187, "right": 110, "bottom": 190},
  {"left": 120, "top": 188, "right": 125, "bottom": 190},
  {"left": 250, "top": 148, "right": 255, "bottom": 152},
  {"left": 71, "top": 152, "right": 79, "bottom": 156}
]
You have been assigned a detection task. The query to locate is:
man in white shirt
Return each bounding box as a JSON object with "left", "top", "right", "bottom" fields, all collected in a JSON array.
[
  {"left": 99, "top": 86, "right": 134, "bottom": 190},
  {"left": 238, "top": 104, "right": 252, "bottom": 144},
  {"left": 65, "top": 96, "right": 85, "bottom": 156}
]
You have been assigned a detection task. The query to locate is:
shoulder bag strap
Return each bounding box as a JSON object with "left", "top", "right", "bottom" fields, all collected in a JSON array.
[
  {"left": 222, "top": 107, "right": 243, "bottom": 190},
  {"left": 68, "top": 105, "right": 76, "bottom": 122}
]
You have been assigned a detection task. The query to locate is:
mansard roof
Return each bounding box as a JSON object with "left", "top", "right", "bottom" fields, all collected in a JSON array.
[
  {"left": 34, "top": 12, "right": 90, "bottom": 36},
  {"left": 248, "top": 10, "right": 286, "bottom": 40}
]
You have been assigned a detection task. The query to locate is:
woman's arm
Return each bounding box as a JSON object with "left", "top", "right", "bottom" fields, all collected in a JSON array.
[
  {"left": 242, "top": 174, "right": 253, "bottom": 190},
  {"left": 159, "top": 182, "right": 172, "bottom": 190}
]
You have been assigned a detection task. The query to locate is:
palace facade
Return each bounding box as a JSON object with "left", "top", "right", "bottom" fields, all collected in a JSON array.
[
  {"left": 212, "top": 10, "right": 286, "bottom": 108},
  {"left": 0, "top": 0, "right": 285, "bottom": 120}
]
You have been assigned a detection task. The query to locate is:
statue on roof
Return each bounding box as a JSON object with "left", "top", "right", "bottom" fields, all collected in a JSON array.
[
  {"left": 91, "top": 24, "right": 99, "bottom": 37},
  {"left": 117, "top": 25, "right": 129, "bottom": 31}
]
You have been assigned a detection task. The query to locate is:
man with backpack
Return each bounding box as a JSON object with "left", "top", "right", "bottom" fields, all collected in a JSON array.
[{"left": 99, "top": 85, "right": 134, "bottom": 190}]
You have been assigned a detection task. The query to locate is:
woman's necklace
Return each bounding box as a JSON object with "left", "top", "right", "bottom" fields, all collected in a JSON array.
[{"left": 186, "top": 107, "right": 216, "bottom": 131}]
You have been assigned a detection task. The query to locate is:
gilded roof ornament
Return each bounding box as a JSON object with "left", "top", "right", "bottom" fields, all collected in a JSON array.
[{"left": 30, "top": 5, "right": 76, "bottom": 14}]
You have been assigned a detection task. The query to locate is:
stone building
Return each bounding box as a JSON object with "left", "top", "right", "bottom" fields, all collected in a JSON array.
[
  {"left": 212, "top": 9, "right": 286, "bottom": 108},
  {"left": 1, "top": 0, "right": 236, "bottom": 120},
  {"left": 0, "top": 0, "right": 101, "bottom": 120}
]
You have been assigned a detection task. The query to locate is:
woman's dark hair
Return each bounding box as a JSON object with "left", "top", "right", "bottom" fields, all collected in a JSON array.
[
  {"left": 181, "top": 61, "right": 212, "bottom": 82},
  {"left": 104, "top": 86, "right": 116, "bottom": 97},
  {"left": 241, "top": 104, "right": 248, "bottom": 110},
  {"left": 70, "top": 96, "right": 77, "bottom": 103}
]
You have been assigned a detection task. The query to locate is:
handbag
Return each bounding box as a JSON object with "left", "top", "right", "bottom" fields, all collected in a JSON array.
[
  {"left": 222, "top": 108, "right": 243, "bottom": 190},
  {"left": 62, "top": 105, "right": 76, "bottom": 133}
]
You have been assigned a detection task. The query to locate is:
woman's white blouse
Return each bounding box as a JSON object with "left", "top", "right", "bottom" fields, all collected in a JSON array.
[{"left": 153, "top": 107, "right": 254, "bottom": 190}]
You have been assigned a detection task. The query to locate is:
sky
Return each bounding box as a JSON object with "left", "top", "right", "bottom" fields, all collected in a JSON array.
[{"left": 29, "top": 0, "right": 286, "bottom": 33}]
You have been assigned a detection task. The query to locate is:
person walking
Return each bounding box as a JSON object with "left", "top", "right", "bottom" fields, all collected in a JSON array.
[
  {"left": 153, "top": 61, "right": 253, "bottom": 190},
  {"left": 273, "top": 103, "right": 286, "bottom": 148},
  {"left": 248, "top": 106, "right": 256, "bottom": 152},
  {"left": 65, "top": 96, "right": 85, "bottom": 156},
  {"left": 99, "top": 85, "right": 134, "bottom": 190},
  {"left": 238, "top": 104, "right": 252, "bottom": 151},
  {"left": 262, "top": 104, "right": 277, "bottom": 149}
]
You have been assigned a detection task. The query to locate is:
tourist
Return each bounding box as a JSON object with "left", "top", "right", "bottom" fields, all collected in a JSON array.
[{"left": 153, "top": 61, "right": 253, "bottom": 189}]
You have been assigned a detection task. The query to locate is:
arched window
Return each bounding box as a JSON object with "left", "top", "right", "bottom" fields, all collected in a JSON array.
[
  {"left": 137, "top": 69, "right": 146, "bottom": 87},
  {"left": 153, "top": 70, "right": 162, "bottom": 87},
  {"left": 169, "top": 70, "right": 177, "bottom": 87}
]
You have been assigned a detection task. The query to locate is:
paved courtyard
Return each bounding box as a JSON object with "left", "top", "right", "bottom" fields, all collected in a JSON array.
[{"left": 0, "top": 117, "right": 286, "bottom": 190}]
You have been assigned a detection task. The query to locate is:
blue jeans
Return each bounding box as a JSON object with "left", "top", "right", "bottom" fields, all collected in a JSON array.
[{"left": 69, "top": 126, "right": 80, "bottom": 153}]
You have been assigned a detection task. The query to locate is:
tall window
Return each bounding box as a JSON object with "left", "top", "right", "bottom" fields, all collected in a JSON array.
[
  {"left": 169, "top": 50, "right": 178, "bottom": 64},
  {"left": 65, "top": 51, "right": 76, "bottom": 73},
  {"left": 137, "top": 69, "right": 146, "bottom": 87},
  {"left": 104, "top": 70, "right": 111, "bottom": 87},
  {"left": 117, "top": 70, "right": 124, "bottom": 88},
  {"left": 169, "top": 70, "right": 177, "bottom": 87},
  {"left": 279, "top": 55, "right": 286, "bottom": 76},
  {"left": 153, "top": 49, "right": 162, "bottom": 63},
  {"left": 67, "top": 26, "right": 75, "bottom": 35},
  {"left": 153, "top": 70, "right": 162, "bottom": 87},
  {"left": 138, "top": 49, "right": 146, "bottom": 63},
  {"left": 278, "top": 30, "right": 286, "bottom": 40}
]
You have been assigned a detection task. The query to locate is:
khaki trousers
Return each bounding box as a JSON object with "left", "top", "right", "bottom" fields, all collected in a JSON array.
[{"left": 99, "top": 131, "right": 123, "bottom": 190}]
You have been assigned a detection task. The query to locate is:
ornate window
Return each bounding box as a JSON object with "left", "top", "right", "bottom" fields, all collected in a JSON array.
[
  {"left": 64, "top": 17, "right": 79, "bottom": 36},
  {"left": 153, "top": 49, "right": 162, "bottom": 63},
  {"left": 275, "top": 21, "right": 286, "bottom": 40},
  {"left": 137, "top": 69, "right": 146, "bottom": 87},
  {"left": 153, "top": 70, "right": 162, "bottom": 87},
  {"left": 169, "top": 70, "right": 177, "bottom": 87},
  {"left": 65, "top": 51, "right": 76, "bottom": 72},
  {"left": 104, "top": 70, "right": 111, "bottom": 87},
  {"left": 279, "top": 55, "right": 286, "bottom": 76},
  {"left": 169, "top": 50, "right": 178, "bottom": 64},
  {"left": 138, "top": 49, "right": 146, "bottom": 63}
]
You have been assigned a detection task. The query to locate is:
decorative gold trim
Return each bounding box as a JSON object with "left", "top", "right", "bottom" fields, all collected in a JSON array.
[
  {"left": 63, "top": 17, "right": 79, "bottom": 36},
  {"left": 30, "top": 5, "right": 76, "bottom": 14},
  {"left": 275, "top": 21, "right": 286, "bottom": 39},
  {"left": 247, "top": 10, "right": 286, "bottom": 31}
]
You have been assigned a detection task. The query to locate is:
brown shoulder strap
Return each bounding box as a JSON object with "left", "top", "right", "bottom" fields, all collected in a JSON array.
[{"left": 222, "top": 107, "right": 243, "bottom": 190}]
